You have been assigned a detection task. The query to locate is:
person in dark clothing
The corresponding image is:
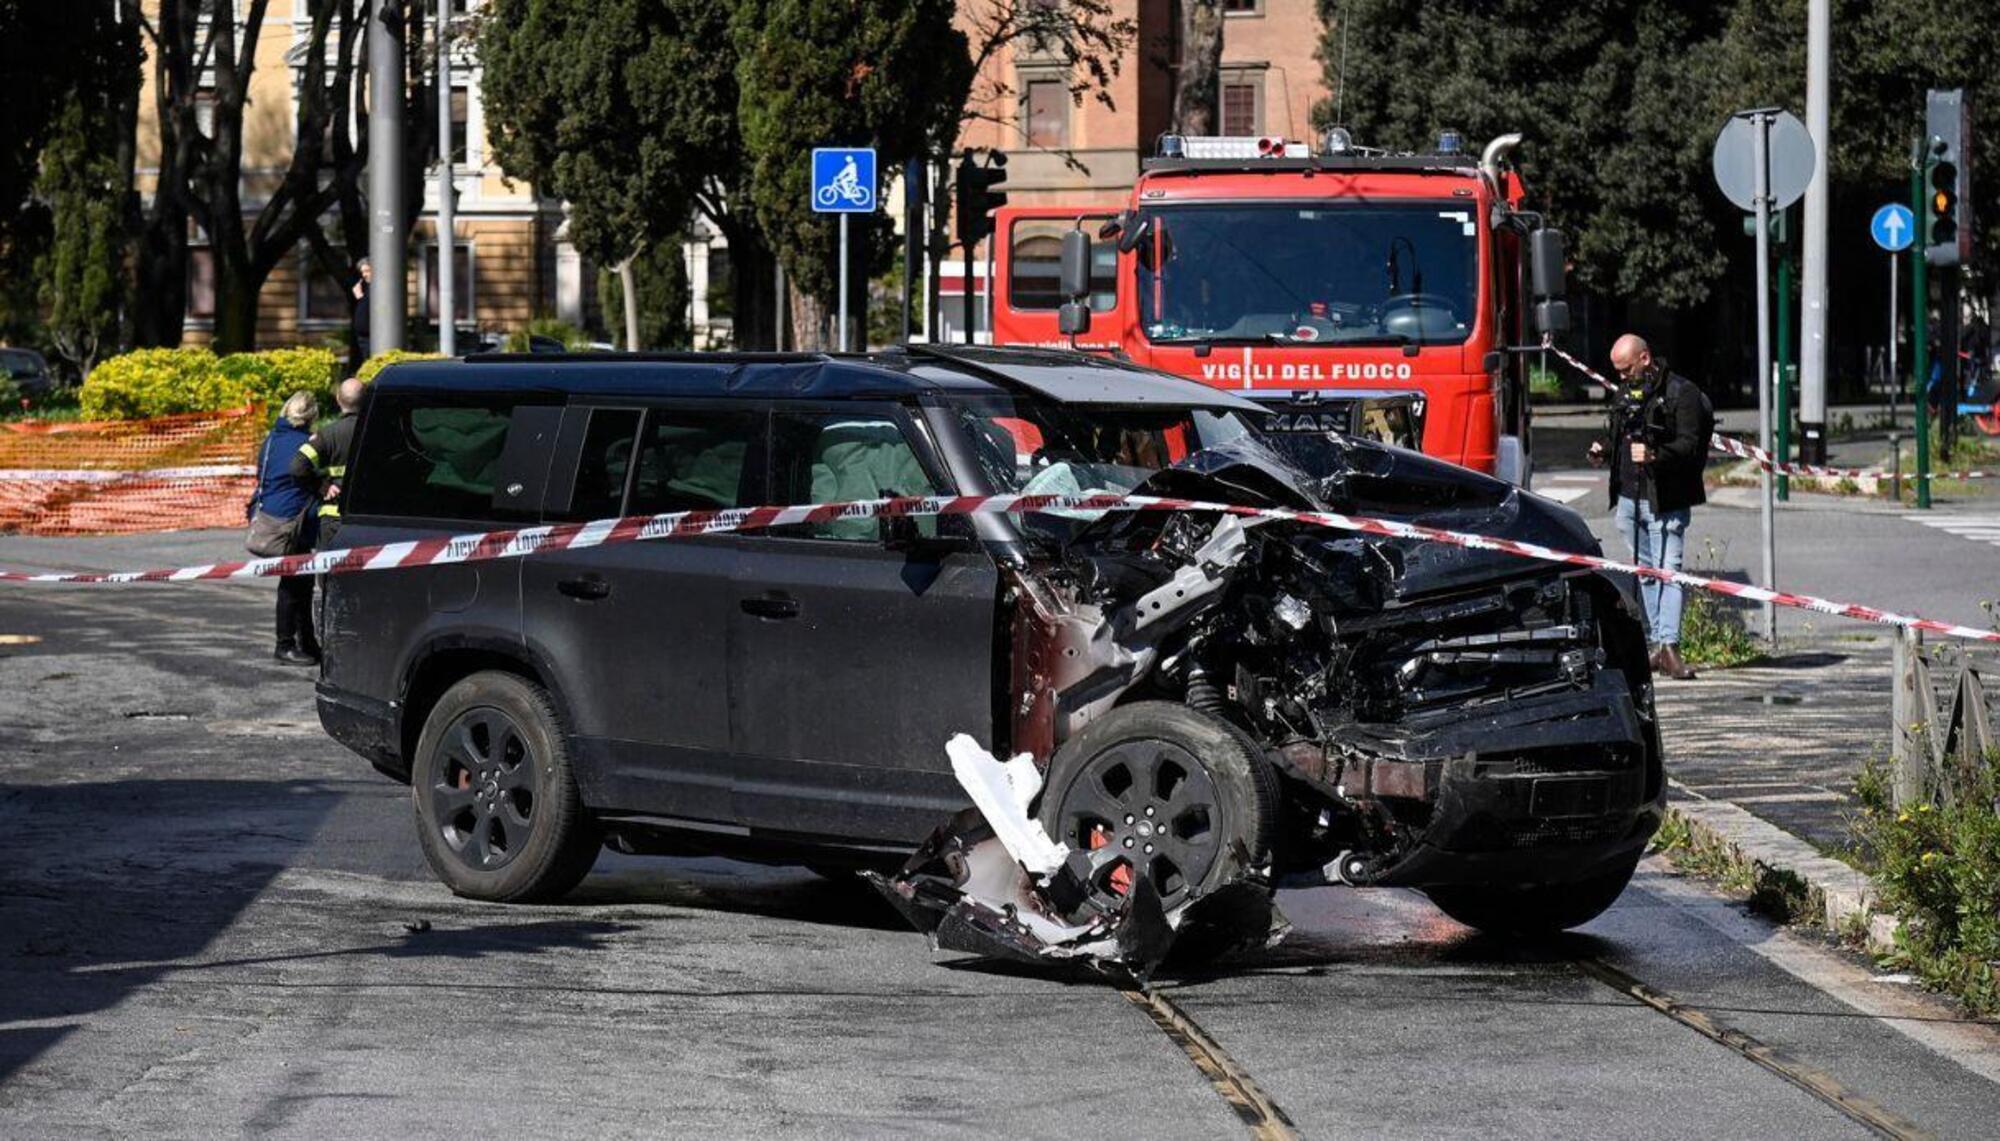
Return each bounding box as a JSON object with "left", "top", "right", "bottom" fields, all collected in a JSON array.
[
  {"left": 252, "top": 392, "right": 324, "bottom": 664},
  {"left": 349, "top": 258, "right": 373, "bottom": 375},
  {"left": 1589, "top": 333, "right": 1707, "bottom": 680},
  {"left": 289, "top": 377, "right": 364, "bottom": 553}
]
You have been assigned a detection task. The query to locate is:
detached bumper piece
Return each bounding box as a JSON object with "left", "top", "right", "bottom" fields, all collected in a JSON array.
[{"left": 863, "top": 737, "right": 1287, "bottom": 979}]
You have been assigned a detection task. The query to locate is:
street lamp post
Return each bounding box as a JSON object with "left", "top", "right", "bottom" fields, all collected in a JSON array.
[{"left": 436, "top": 0, "right": 455, "bottom": 357}]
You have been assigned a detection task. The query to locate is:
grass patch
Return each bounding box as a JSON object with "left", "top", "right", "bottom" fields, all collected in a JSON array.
[
  {"left": 1651, "top": 808, "right": 1813, "bottom": 924},
  {"left": 1855, "top": 753, "right": 2000, "bottom": 1017}
]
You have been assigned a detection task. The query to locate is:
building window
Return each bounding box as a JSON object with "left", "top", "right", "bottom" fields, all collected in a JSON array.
[
  {"left": 187, "top": 248, "right": 216, "bottom": 320},
  {"left": 299, "top": 250, "right": 351, "bottom": 324},
  {"left": 707, "top": 246, "right": 734, "bottom": 319},
  {"left": 424, "top": 242, "right": 474, "bottom": 324},
  {"left": 1024, "top": 78, "right": 1067, "bottom": 148},
  {"left": 449, "top": 84, "right": 470, "bottom": 165},
  {"left": 1008, "top": 218, "right": 1117, "bottom": 312},
  {"left": 1221, "top": 77, "right": 1261, "bottom": 136},
  {"left": 1222, "top": 0, "right": 1262, "bottom": 13}
]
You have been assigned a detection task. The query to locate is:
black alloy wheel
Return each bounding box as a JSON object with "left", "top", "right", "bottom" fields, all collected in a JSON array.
[
  {"left": 411, "top": 671, "right": 599, "bottom": 902},
  {"left": 1050, "top": 737, "right": 1223, "bottom": 912},
  {"left": 430, "top": 707, "right": 538, "bottom": 872}
]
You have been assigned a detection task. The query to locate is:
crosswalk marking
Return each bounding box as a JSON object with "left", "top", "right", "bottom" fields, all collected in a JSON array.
[
  {"left": 1902, "top": 513, "right": 2000, "bottom": 551},
  {"left": 1531, "top": 486, "right": 1591, "bottom": 504}
]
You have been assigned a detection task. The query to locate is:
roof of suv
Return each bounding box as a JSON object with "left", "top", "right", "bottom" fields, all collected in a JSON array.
[{"left": 369, "top": 344, "right": 1266, "bottom": 412}]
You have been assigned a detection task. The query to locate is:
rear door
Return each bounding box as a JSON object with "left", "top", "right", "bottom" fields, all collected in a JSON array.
[
  {"left": 519, "top": 399, "right": 765, "bottom": 822},
  {"left": 728, "top": 401, "right": 1000, "bottom": 844}
]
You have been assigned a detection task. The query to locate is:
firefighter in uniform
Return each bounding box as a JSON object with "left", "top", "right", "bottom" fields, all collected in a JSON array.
[{"left": 290, "top": 377, "right": 365, "bottom": 551}]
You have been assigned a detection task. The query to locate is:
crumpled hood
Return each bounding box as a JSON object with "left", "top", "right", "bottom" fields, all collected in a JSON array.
[{"left": 1132, "top": 433, "right": 1603, "bottom": 599}]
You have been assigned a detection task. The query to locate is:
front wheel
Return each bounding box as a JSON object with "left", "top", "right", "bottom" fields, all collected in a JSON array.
[
  {"left": 410, "top": 671, "right": 600, "bottom": 902},
  {"left": 1424, "top": 854, "right": 1640, "bottom": 937},
  {"left": 1036, "top": 701, "right": 1278, "bottom": 917}
]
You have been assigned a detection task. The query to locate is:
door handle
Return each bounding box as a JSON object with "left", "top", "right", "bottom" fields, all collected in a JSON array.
[
  {"left": 739, "top": 595, "right": 800, "bottom": 620},
  {"left": 556, "top": 576, "right": 611, "bottom": 600}
]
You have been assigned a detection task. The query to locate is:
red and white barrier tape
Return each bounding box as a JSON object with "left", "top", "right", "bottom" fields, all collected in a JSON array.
[
  {"left": 1540, "top": 342, "right": 1997, "bottom": 481},
  {"left": 2, "top": 491, "right": 1995, "bottom": 644}
]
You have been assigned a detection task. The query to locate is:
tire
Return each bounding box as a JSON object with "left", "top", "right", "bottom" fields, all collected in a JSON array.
[
  {"left": 1424, "top": 853, "right": 1640, "bottom": 938},
  {"left": 1036, "top": 701, "right": 1279, "bottom": 920},
  {"left": 410, "top": 671, "right": 600, "bottom": 902}
]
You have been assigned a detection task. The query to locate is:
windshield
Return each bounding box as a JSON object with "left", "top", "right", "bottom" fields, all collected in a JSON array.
[
  {"left": 1135, "top": 203, "right": 1479, "bottom": 346},
  {"left": 942, "top": 395, "right": 1255, "bottom": 545}
]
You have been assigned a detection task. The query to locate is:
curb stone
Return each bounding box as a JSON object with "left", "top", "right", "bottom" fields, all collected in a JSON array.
[{"left": 1664, "top": 792, "right": 1900, "bottom": 954}]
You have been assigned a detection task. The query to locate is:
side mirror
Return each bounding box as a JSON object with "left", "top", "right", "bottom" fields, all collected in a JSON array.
[
  {"left": 1058, "top": 228, "right": 1091, "bottom": 300},
  {"left": 1058, "top": 300, "right": 1092, "bottom": 336},
  {"left": 1533, "top": 299, "right": 1571, "bottom": 337},
  {"left": 1529, "top": 228, "right": 1567, "bottom": 299}
]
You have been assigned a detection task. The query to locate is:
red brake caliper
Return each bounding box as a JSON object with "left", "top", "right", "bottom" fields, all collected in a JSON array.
[{"left": 1086, "top": 824, "right": 1133, "bottom": 896}]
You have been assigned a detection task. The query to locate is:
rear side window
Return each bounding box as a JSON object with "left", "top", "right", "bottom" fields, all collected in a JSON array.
[
  {"left": 558, "top": 408, "right": 642, "bottom": 522},
  {"left": 626, "top": 406, "right": 762, "bottom": 514},
  {"left": 348, "top": 392, "right": 554, "bottom": 521}
]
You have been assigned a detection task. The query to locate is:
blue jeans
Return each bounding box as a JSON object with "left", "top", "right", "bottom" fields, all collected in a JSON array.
[{"left": 1614, "top": 496, "right": 1690, "bottom": 647}]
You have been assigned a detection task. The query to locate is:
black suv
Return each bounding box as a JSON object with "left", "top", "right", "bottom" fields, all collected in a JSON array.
[{"left": 317, "top": 346, "right": 1662, "bottom": 938}]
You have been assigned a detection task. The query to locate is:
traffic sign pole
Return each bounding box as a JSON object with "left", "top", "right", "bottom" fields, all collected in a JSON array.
[
  {"left": 1913, "top": 153, "right": 1932, "bottom": 509},
  {"left": 1752, "top": 111, "right": 1777, "bottom": 642},
  {"left": 838, "top": 213, "right": 850, "bottom": 352},
  {"left": 1888, "top": 253, "right": 1899, "bottom": 431},
  {"left": 1870, "top": 203, "right": 1915, "bottom": 433}
]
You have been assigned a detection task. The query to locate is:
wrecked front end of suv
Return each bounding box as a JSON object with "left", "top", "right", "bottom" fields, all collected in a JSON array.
[{"left": 871, "top": 430, "right": 1663, "bottom": 974}]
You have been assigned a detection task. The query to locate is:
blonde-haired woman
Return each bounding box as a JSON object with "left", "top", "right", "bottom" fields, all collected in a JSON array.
[{"left": 249, "top": 391, "right": 323, "bottom": 664}]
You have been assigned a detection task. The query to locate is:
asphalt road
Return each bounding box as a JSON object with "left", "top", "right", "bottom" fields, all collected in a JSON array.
[{"left": 3, "top": 537, "right": 2000, "bottom": 1136}]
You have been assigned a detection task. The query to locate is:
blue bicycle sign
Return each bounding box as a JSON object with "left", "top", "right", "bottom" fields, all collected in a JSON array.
[{"left": 811, "top": 148, "right": 876, "bottom": 213}]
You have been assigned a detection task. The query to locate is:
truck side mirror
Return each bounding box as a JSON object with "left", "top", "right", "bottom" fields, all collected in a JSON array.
[
  {"left": 1529, "top": 228, "right": 1567, "bottom": 299},
  {"left": 1059, "top": 228, "right": 1091, "bottom": 300},
  {"left": 1058, "top": 228, "right": 1093, "bottom": 336},
  {"left": 1529, "top": 228, "right": 1569, "bottom": 337}
]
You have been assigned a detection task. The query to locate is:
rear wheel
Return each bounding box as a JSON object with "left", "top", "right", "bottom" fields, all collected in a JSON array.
[
  {"left": 1037, "top": 702, "right": 1277, "bottom": 919},
  {"left": 1424, "top": 854, "right": 1640, "bottom": 937},
  {"left": 411, "top": 671, "right": 600, "bottom": 902}
]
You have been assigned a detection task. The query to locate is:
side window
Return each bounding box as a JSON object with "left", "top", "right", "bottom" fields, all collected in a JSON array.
[
  {"left": 1008, "top": 217, "right": 1117, "bottom": 312},
  {"left": 348, "top": 392, "right": 551, "bottom": 521},
  {"left": 768, "top": 408, "right": 945, "bottom": 542},
  {"left": 626, "top": 405, "right": 762, "bottom": 515},
  {"left": 557, "top": 407, "right": 642, "bottom": 522}
]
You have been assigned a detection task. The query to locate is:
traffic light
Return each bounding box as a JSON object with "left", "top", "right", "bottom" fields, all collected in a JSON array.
[
  {"left": 954, "top": 149, "right": 1008, "bottom": 249},
  {"left": 1924, "top": 88, "right": 1971, "bottom": 267},
  {"left": 1930, "top": 159, "right": 1959, "bottom": 249}
]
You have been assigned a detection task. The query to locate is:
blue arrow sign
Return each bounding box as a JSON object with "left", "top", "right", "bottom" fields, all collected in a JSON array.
[
  {"left": 811, "top": 147, "right": 877, "bottom": 214},
  {"left": 1871, "top": 203, "right": 1914, "bottom": 252}
]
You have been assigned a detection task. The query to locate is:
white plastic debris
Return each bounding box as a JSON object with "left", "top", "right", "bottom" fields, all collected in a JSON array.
[{"left": 945, "top": 733, "right": 1070, "bottom": 877}]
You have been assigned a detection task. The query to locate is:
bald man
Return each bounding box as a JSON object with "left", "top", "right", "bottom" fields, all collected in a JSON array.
[
  {"left": 289, "top": 377, "right": 367, "bottom": 552},
  {"left": 1589, "top": 334, "right": 1708, "bottom": 680}
]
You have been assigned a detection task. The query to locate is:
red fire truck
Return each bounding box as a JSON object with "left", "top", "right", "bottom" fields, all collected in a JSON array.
[{"left": 985, "top": 131, "right": 1571, "bottom": 484}]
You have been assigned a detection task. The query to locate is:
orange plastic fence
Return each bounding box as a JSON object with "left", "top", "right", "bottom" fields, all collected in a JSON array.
[{"left": 0, "top": 407, "right": 266, "bottom": 536}]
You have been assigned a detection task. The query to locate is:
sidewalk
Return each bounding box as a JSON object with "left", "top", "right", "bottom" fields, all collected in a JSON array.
[{"left": 1655, "top": 632, "right": 2000, "bottom": 940}]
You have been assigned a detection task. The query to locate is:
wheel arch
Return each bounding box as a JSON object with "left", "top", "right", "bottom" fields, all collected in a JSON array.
[{"left": 396, "top": 637, "right": 576, "bottom": 775}]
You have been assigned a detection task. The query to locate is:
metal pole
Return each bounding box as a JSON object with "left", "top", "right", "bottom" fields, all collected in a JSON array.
[
  {"left": 962, "top": 241, "right": 975, "bottom": 346},
  {"left": 435, "top": 1, "right": 454, "bottom": 357},
  {"left": 1798, "top": 0, "right": 1830, "bottom": 462},
  {"left": 775, "top": 260, "right": 787, "bottom": 352},
  {"left": 837, "top": 213, "right": 850, "bottom": 352},
  {"left": 1913, "top": 153, "right": 1932, "bottom": 510},
  {"left": 1777, "top": 237, "right": 1793, "bottom": 501},
  {"left": 902, "top": 158, "right": 922, "bottom": 344},
  {"left": 1888, "top": 254, "right": 1899, "bottom": 430},
  {"left": 1753, "top": 112, "right": 1777, "bottom": 641},
  {"left": 368, "top": 0, "right": 407, "bottom": 353}
]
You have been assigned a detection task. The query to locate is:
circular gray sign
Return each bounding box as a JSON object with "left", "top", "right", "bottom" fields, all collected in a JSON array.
[{"left": 1712, "top": 111, "right": 1816, "bottom": 212}]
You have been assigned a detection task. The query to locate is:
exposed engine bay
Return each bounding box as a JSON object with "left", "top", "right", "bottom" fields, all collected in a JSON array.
[{"left": 870, "top": 432, "right": 1665, "bottom": 977}]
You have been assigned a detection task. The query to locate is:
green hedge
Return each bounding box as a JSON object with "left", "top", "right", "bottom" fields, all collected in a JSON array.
[
  {"left": 356, "top": 349, "right": 444, "bottom": 382},
  {"left": 81, "top": 346, "right": 339, "bottom": 420}
]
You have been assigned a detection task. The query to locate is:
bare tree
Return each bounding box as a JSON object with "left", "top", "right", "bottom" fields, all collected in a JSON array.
[
  {"left": 1172, "top": 0, "right": 1223, "bottom": 135},
  {"left": 133, "top": 0, "right": 434, "bottom": 351},
  {"left": 926, "top": 0, "right": 1137, "bottom": 339}
]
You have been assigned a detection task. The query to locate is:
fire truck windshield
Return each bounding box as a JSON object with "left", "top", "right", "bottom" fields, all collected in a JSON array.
[{"left": 1135, "top": 203, "right": 1479, "bottom": 347}]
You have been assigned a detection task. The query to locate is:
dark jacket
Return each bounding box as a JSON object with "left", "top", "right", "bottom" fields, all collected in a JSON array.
[
  {"left": 251, "top": 417, "right": 317, "bottom": 521},
  {"left": 288, "top": 410, "right": 359, "bottom": 520},
  {"left": 1606, "top": 370, "right": 1707, "bottom": 514}
]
